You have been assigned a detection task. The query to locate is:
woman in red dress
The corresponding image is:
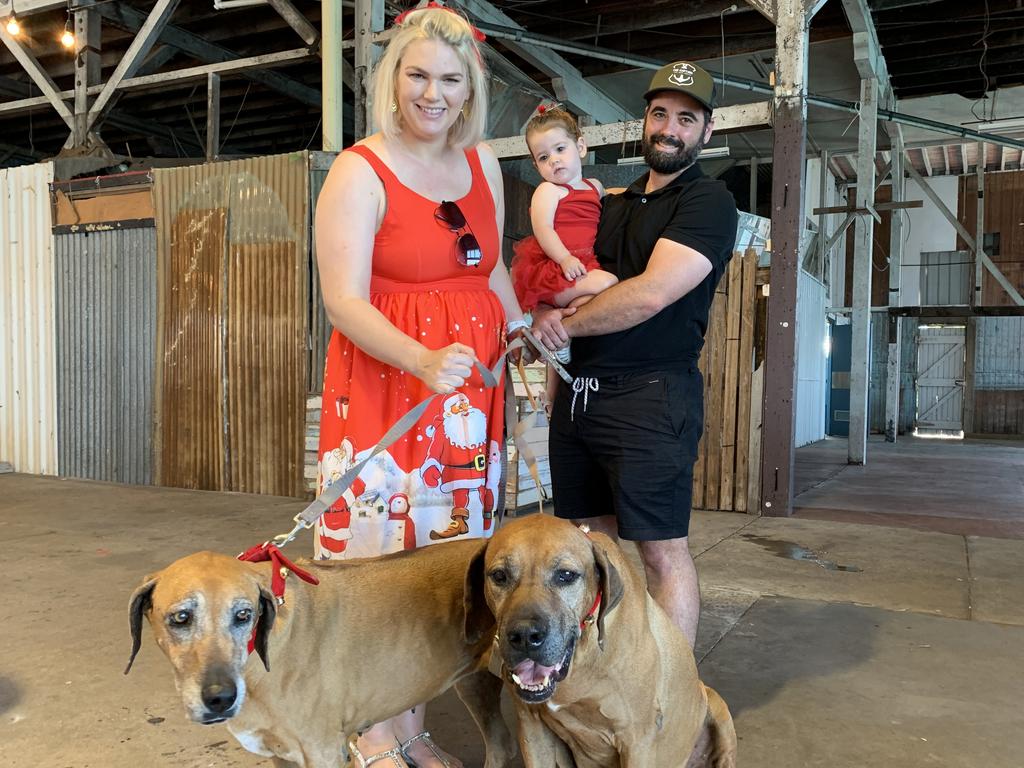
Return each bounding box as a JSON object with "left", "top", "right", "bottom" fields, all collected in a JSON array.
[{"left": 313, "top": 7, "right": 524, "bottom": 767}]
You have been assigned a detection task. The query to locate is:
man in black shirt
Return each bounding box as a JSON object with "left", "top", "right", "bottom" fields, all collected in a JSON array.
[{"left": 532, "top": 61, "right": 738, "bottom": 647}]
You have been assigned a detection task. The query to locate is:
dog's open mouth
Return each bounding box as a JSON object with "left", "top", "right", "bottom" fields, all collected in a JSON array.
[{"left": 507, "top": 635, "right": 576, "bottom": 703}]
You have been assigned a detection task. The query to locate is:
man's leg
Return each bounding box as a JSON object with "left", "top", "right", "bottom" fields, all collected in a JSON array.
[
  {"left": 572, "top": 514, "right": 618, "bottom": 540},
  {"left": 637, "top": 536, "right": 700, "bottom": 647}
]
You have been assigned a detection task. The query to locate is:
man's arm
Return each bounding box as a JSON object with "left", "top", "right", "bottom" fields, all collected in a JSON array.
[{"left": 563, "top": 237, "right": 713, "bottom": 338}]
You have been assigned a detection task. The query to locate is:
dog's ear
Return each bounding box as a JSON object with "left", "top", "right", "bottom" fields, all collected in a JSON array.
[
  {"left": 463, "top": 540, "right": 494, "bottom": 645},
  {"left": 254, "top": 585, "right": 277, "bottom": 672},
  {"left": 590, "top": 538, "right": 625, "bottom": 651},
  {"left": 125, "top": 576, "right": 157, "bottom": 674}
]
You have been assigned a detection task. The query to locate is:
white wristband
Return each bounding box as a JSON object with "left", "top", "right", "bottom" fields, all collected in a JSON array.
[{"left": 507, "top": 317, "right": 530, "bottom": 333}]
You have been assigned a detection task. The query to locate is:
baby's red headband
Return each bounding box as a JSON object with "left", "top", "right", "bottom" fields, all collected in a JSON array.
[{"left": 393, "top": 2, "right": 487, "bottom": 42}]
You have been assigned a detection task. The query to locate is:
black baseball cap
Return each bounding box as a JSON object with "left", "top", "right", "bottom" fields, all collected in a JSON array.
[{"left": 644, "top": 61, "right": 716, "bottom": 111}]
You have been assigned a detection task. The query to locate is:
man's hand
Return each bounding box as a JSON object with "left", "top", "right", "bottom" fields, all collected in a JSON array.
[{"left": 530, "top": 306, "right": 576, "bottom": 351}]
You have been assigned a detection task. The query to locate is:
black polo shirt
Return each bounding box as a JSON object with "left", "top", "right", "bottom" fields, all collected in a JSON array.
[{"left": 569, "top": 163, "right": 738, "bottom": 377}]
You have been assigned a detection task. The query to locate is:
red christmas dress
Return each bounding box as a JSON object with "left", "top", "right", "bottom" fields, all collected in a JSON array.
[{"left": 315, "top": 145, "right": 506, "bottom": 559}]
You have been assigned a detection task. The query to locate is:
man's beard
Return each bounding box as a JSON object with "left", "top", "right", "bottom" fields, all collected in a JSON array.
[{"left": 642, "top": 132, "right": 703, "bottom": 174}]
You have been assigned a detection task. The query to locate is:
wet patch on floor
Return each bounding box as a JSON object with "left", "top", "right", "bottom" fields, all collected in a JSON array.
[{"left": 741, "top": 534, "right": 863, "bottom": 572}]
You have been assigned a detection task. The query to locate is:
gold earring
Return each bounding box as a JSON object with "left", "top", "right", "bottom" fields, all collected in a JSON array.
[
  {"left": 462, "top": 102, "right": 470, "bottom": 118},
  {"left": 391, "top": 101, "right": 398, "bottom": 113}
]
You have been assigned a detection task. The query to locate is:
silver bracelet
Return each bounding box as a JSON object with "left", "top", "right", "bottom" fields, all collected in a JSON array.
[{"left": 507, "top": 317, "right": 531, "bottom": 333}]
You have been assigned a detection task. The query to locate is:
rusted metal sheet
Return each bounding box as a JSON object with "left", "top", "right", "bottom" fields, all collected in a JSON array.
[
  {"left": 152, "top": 153, "right": 310, "bottom": 497},
  {"left": 0, "top": 162, "right": 58, "bottom": 475},
  {"left": 54, "top": 227, "right": 158, "bottom": 484},
  {"left": 309, "top": 150, "right": 337, "bottom": 395}
]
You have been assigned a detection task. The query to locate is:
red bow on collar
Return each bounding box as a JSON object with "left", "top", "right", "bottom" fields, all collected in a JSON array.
[
  {"left": 238, "top": 542, "right": 320, "bottom": 600},
  {"left": 238, "top": 543, "right": 320, "bottom": 655}
]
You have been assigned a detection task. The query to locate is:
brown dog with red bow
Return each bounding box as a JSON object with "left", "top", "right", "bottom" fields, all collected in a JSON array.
[{"left": 126, "top": 542, "right": 515, "bottom": 768}]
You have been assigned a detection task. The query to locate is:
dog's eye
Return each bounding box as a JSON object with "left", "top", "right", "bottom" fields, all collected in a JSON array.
[
  {"left": 234, "top": 608, "right": 253, "bottom": 625},
  {"left": 489, "top": 568, "right": 509, "bottom": 586},
  {"left": 169, "top": 610, "right": 192, "bottom": 626},
  {"left": 555, "top": 570, "right": 579, "bottom": 585}
]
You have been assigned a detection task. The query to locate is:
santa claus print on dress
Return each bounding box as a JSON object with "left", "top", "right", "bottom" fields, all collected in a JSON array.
[{"left": 420, "top": 392, "right": 495, "bottom": 540}]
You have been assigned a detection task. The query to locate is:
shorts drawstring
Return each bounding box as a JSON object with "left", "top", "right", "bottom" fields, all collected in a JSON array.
[{"left": 570, "top": 377, "right": 599, "bottom": 421}]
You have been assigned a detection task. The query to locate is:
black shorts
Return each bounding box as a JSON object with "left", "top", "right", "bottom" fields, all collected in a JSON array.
[{"left": 548, "top": 367, "right": 704, "bottom": 540}]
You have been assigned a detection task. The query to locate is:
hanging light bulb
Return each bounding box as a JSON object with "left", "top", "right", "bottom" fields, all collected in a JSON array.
[
  {"left": 60, "top": 26, "right": 74, "bottom": 48},
  {"left": 5, "top": 14, "right": 19, "bottom": 35}
]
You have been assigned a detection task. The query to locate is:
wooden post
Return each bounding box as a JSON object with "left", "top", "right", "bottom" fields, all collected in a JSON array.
[
  {"left": 848, "top": 76, "right": 878, "bottom": 465},
  {"left": 884, "top": 128, "right": 905, "bottom": 441},
  {"left": 354, "top": 0, "right": 384, "bottom": 139},
  {"left": 322, "top": 0, "right": 345, "bottom": 150},
  {"left": 205, "top": 72, "right": 220, "bottom": 161},
  {"left": 975, "top": 141, "right": 985, "bottom": 306},
  {"left": 759, "top": 0, "right": 808, "bottom": 517},
  {"left": 73, "top": 7, "right": 101, "bottom": 146}
]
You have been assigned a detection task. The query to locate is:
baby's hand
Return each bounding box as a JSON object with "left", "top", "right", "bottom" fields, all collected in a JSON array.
[{"left": 559, "top": 256, "right": 587, "bottom": 281}]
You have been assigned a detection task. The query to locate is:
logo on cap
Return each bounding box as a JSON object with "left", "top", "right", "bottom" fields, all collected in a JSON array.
[{"left": 668, "top": 63, "right": 696, "bottom": 87}]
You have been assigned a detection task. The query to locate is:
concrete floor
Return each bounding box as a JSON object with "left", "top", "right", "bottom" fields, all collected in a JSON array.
[{"left": 3, "top": 435, "right": 1024, "bottom": 767}]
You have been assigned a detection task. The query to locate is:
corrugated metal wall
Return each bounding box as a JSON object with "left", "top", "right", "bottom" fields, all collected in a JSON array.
[
  {"left": 868, "top": 311, "right": 918, "bottom": 434},
  {"left": 796, "top": 269, "right": 827, "bottom": 447},
  {"left": 153, "top": 153, "right": 310, "bottom": 497},
  {"left": 1, "top": 163, "right": 58, "bottom": 474},
  {"left": 54, "top": 227, "right": 157, "bottom": 484},
  {"left": 973, "top": 317, "right": 1024, "bottom": 434}
]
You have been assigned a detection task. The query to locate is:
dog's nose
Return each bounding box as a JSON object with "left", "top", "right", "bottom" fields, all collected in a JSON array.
[
  {"left": 201, "top": 680, "right": 237, "bottom": 714},
  {"left": 506, "top": 618, "right": 548, "bottom": 653}
]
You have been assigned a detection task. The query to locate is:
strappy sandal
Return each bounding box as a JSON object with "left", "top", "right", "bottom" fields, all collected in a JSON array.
[
  {"left": 349, "top": 736, "right": 410, "bottom": 767},
  {"left": 399, "top": 731, "right": 453, "bottom": 768}
]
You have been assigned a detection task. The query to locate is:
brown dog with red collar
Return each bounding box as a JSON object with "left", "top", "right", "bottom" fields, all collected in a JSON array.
[
  {"left": 466, "top": 514, "right": 737, "bottom": 767},
  {"left": 126, "top": 541, "right": 516, "bottom": 768}
]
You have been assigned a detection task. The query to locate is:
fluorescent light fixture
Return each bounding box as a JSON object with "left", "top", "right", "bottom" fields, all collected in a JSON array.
[
  {"left": 616, "top": 146, "right": 731, "bottom": 166},
  {"left": 963, "top": 117, "right": 1024, "bottom": 133}
]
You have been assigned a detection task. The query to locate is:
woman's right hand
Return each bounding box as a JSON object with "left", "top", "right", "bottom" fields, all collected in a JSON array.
[{"left": 415, "top": 343, "right": 476, "bottom": 394}]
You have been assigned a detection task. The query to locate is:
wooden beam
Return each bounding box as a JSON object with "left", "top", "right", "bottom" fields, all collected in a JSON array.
[
  {"left": 461, "top": 0, "right": 632, "bottom": 123},
  {"left": 96, "top": 1, "right": 324, "bottom": 107},
  {"left": 889, "top": 305, "right": 1024, "bottom": 318},
  {"left": 489, "top": 100, "right": 772, "bottom": 159},
  {"left": 86, "top": 0, "right": 182, "bottom": 133},
  {"left": 919, "top": 145, "right": 932, "bottom": 177},
  {"left": 744, "top": 0, "right": 777, "bottom": 23},
  {"left": 812, "top": 200, "right": 921, "bottom": 215},
  {"left": 0, "top": 25, "right": 75, "bottom": 129},
  {"left": 265, "top": 0, "right": 320, "bottom": 48},
  {"left": 567, "top": 1, "right": 751, "bottom": 39}
]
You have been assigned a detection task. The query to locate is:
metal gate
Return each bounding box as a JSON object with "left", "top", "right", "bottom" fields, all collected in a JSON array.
[{"left": 915, "top": 325, "right": 965, "bottom": 431}]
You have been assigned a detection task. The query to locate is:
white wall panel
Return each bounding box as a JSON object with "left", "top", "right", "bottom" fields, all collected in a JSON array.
[
  {"left": 796, "top": 269, "right": 828, "bottom": 447},
  {"left": 0, "top": 163, "right": 58, "bottom": 474}
]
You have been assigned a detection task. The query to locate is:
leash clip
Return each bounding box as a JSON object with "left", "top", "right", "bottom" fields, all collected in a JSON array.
[{"left": 271, "top": 514, "right": 315, "bottom": 549}]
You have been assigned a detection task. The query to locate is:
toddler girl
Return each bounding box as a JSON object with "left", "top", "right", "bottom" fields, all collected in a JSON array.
[{"left": 510, "top": 107, "right": 618, "bottom": 399}]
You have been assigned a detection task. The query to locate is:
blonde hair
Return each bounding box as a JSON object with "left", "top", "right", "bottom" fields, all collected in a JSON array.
[{"left": 372, "top": 6, "right": 488, "bottom": 148}]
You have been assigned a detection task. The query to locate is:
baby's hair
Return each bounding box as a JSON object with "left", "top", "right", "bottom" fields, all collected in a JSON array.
[{"left": 525, "top": 106, "right": 582, "bottom": 146}]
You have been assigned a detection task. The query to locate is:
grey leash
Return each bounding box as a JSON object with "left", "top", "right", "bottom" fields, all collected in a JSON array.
[{"left": 270, "top": 338, "right": 530, "bottom": 549}]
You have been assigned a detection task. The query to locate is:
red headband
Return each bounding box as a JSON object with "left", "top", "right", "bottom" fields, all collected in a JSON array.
[{"left": 394, "top": 2, "right": 487, "bottom": 42}]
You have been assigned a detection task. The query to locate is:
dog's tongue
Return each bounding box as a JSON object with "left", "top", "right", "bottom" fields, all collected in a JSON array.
[{"left": 512, "top": 658, "right": 557, "bottom": 686}]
